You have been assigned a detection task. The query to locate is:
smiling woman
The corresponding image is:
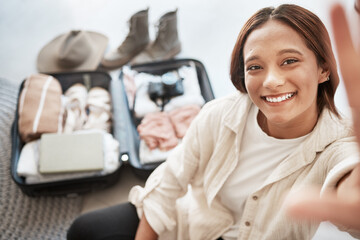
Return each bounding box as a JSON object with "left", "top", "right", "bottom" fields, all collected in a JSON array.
[
  {"left": 230, "top": 4, "right": 339, "bottom": 118},
  {"left": 67, "top": 4, "right": 360, "bottom": 240},
  {"left": 243, "top": 20, "right": 328, "bottom": 138}
]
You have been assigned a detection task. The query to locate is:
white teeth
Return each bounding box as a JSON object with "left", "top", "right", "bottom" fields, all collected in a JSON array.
[{"left": 265, "top": 93, "right": 294, "bottom": 103}]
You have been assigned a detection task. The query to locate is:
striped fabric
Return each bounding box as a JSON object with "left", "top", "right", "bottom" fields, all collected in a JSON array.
[{"left": 18, "top": 74, "right": 62, "bottom": 142}]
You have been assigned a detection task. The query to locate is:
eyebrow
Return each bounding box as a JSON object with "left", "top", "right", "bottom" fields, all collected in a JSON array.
[
  {"left": 277, "top": 48, "right": 303, "bottom": 56},
  {"left": 244, "top": 48, "right": 303, "bottom": 65},
  {"left": 244, "top": 55, "right": 260, "bottom": 65}
]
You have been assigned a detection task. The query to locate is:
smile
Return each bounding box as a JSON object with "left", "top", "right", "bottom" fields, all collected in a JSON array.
[{"left": 263, "top": 92, "right": 296, "bottom": 103}]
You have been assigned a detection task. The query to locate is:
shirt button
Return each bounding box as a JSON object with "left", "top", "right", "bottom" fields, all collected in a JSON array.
[
  {"left": 245, "top": 221, "right": 251, "bottom": 226},
  {"left": 252, "top": 195, "right": 258, "bottom": 200}
]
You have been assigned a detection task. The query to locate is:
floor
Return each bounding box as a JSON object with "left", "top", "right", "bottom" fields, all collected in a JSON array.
[
  {"left": 0, "top": 0, "right": 358, "bottom": 239},
  {"left": 81, "top": 164, "right": 145, "bottom": 213}
]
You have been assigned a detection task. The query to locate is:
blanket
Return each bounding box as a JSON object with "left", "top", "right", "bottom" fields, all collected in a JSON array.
[{"left": 0, "top": 78, "right": 82, "bottom": 240}]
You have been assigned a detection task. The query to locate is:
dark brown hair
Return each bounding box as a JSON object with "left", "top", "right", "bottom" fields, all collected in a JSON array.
[{"left": 230, "top": 4, "right": 340, "bottom": 116}]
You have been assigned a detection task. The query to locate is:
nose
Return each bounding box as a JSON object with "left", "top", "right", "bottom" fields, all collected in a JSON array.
[{"left": 263, "top": 69, "right": 285, "bottom": 89}]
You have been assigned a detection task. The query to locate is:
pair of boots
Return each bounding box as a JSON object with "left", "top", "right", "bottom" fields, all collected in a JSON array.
[{"left": 101, "top": 8, "right": 181, "bottom": 69}]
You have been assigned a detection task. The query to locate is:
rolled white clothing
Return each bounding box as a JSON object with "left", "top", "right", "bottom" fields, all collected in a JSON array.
[
  {"left": 83, "top": 87, "right": 112, "bottom": 132},
  {"left": 17, "top": 129, "right": 120, "bottom": 184},
  {"left": 17, "top": 139, "right": 40, "bottom": 177},
  {"left": 63, "top": 83, "right": 88, "bottom": 133},
  {"left": 139, "top": 140, "right": 177, "bottom": 164},
  {"left": 133, "top": 72, "right": 162, "bottom": 118}
]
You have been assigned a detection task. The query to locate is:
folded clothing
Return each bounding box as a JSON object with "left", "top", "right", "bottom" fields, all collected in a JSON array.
[
  {"left": 63, "top": 84, "right": 112, "bottom": 133},
  {"left": 17, "top": 129, "right": 120, "bottom": 184},
  {"left": 137, "top": 112, "right": 178, "bottom": 151},
  {"left": 18, "top": 74, "right": 63, "bottom": 142},
  {"left": 169, "top": 104, "right": 201, "bottom": 138},
  {"left": 63, "top": 83, "right": 88, "bottom": 133},
  {"left": 83, "top": 87, "right": 112, "bottom": 132},
  {"left": 139, "top": 140, "right": 176, "bottom": 164},
  {"left": 133, "top": 72, "right": 162, "bottom": 117},
  {"left": 137, "top": 105, "right": 201, "bottom": 163}
]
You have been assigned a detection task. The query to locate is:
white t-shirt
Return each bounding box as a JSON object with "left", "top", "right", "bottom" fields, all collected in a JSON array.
[{"left": 219, "top": 105, "right": 308, "bottom": 239}]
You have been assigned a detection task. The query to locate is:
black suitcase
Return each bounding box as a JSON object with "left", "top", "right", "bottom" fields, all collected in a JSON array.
[
  {"left": 10, "top": 58, "right": 214, "bottom": 196},
  {"left": 119, "top": 58, "right": 215, "bottom": 179},
  {"left": 11, "top": 71, "right": 127, "bottom": 196}
]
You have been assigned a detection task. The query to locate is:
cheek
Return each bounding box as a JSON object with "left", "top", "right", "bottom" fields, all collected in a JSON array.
[
  {"left": 244, "top": 76, "right": 258, "bottom": 95},
  {"left": 295, "top": 72, "right": 320, "bottom": 93},
  {"left": 244, "top": 76, "right": 261, "bottom": 103}
]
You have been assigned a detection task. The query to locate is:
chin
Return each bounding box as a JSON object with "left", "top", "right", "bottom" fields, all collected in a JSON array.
[{"left": 263, "top": 113, "right": 292, "bottom": 125}]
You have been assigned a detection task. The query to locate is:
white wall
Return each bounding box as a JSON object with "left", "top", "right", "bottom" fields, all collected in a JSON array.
[{"left": 0, "top": 0, "right": 356, "bottom": 117}]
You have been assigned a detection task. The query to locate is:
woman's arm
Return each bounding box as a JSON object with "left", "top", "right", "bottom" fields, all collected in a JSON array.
[
  {"left": 285, "top": 163, "right": 360, "bottom": 229},
  {"left": 285, "top": 2, "right": 360, "bottom": 231},
  {"left": 335, "top": 163, "right": 360, "bottom": 228}
]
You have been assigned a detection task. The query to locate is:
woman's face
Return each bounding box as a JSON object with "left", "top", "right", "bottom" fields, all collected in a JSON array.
[{"left": 243, "top": 20, "right": 328, "bottom": 138}]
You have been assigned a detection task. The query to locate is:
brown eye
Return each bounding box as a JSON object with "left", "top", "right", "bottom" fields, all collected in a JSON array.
[
  {"left": 282, "top": 59, "right": 298, "bottom": 65},
  {"left": 247, "top": 65, "right": 262, "bottom": 71}
]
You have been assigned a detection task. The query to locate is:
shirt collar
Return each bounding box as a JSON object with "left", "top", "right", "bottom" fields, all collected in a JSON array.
[{"left": 223, "top": 92, "right": 252, "bottom": 133}]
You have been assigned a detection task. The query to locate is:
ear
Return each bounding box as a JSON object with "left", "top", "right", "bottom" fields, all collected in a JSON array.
[{"left": 318, "top": 64, "right": 330, "bottom": 84}]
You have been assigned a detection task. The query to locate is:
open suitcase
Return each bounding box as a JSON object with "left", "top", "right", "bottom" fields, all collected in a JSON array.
[
  {"left": 120, "top": 58, "right": 215, "bottom": 179},
  {"left": 10, "top": 58, "right": 215, "bottom": 196},
  {"left": 11, "top": 71, "right": 126, "bottom": 196}
]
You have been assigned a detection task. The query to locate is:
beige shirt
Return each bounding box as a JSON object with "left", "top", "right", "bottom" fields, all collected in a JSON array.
[
  {"left": 219, "top": 104, "right": 309, "bottom": 239},
  {"left": 129, "top": 92, "right": 359, "bottom": 240}
]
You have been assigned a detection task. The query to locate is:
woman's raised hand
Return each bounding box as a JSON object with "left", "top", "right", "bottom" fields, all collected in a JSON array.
[{"left": 285, "top": 3, "right": 360, "bottom": 232}]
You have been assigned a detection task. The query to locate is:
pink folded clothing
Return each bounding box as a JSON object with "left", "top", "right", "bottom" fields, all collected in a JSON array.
[
  {"left": 169, "top": 105, "right": 201, "bottom": 138},
  {"left": 18, "top": 74, "right": 63, "bottom": 142},
  {"left": 137, "top": 105, "right": 201, "bottom": 152},
  {"left": 137, "top": 112, "right": 178, "bottom": 151}
]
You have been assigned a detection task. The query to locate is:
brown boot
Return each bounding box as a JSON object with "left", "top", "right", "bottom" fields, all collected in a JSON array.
[
  {"left": 131, "top": 9, "right": 181, "bottom": 65},
  {"left": 101, "top": 9, "right": 150, "bottom": 69}
]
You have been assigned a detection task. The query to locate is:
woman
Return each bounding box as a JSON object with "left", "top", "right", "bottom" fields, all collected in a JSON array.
[{"left": 67, "top": 4, "right": 359, "bottom": 240}]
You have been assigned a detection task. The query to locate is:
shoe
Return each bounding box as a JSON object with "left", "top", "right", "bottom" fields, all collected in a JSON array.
[
  {"left": 131, "top": 9, "right": 181, "bottom": 65},
  {"left": 101, "top": 9, "right": 150, "bottom": 69}
]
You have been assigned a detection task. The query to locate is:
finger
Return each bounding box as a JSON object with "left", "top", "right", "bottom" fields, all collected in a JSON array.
[
  {"left": 330, "top": 4, "right": 355, "bottom": 57},
  {"left": 330, "top": 4, "right": 360, "bottom": 108},
  {"left": 347, "top": 163, "right": 360, "bottom": 186},
  {"left": 285, "top": 188, "right": 330, "bottom": 221},
  {"left": 285, "top": 189, "right": 360, "bottom": 229}
]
